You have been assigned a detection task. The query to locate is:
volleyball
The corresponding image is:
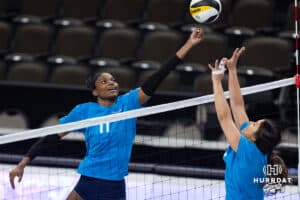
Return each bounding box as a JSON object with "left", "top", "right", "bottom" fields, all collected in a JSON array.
[{"left": 189, "top": 0, "right": 222, "bottom": 24}]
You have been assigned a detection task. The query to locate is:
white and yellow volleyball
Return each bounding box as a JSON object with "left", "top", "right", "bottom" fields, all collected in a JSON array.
[{"left": 189, "top": 0, "right": 222, "bottom": 24}]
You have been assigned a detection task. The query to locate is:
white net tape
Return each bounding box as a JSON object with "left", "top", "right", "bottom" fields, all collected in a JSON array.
[{"left": 0, "top": 77, "right": 295, "bottom": 145}]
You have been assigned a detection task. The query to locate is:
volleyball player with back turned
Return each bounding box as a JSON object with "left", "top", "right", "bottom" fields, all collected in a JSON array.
[
  {"left": 9, "top": 29, "right": 204, "bottom": 200},
  {"left": 209, "top": 47, "right": 288, "bottom": 199}
]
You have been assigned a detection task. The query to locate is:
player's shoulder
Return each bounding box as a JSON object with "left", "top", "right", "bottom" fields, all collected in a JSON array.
[
  {"left": 119, "top": 88, "right": 140, "bottom": 99},
  {"left": 76, "top": 102, "right": 98, "bottom": 109},
  {"left": 239, "top": 135, "right": 265, "bottom": 157}
]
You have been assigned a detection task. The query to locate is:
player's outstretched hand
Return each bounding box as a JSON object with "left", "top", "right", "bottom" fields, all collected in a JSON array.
[
  {"left": 224, "top": 47, "right": 245, "bottom": 71},
  {"left": 209, "top": 58, "right": 226, "bottom": 81},
  {"left": 9, "top": 165, "right": 24, "bottom": 189},
  {"left": 187, "top": 28, "right": 204, "bottom": 46}
]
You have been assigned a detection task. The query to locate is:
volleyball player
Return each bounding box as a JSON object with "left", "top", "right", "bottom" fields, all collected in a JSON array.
[
  {"left": 9, "top": 29, "right": 204, "bottom": 200},
  {"left": 209, "top": 47, "right": 288, "bottom": 199}
]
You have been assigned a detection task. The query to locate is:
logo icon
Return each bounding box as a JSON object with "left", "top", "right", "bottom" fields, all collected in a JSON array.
[{"left": 263, "top": 164, "right": 282, "bottom": 176}]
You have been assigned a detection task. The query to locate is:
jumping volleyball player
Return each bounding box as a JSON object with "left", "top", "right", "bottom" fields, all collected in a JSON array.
[
  {"left": 209, "top": 47, "right": 288, "bottom": 199},
  {"left": 9, "top": 29, "right": 204, "bottom": 200}
]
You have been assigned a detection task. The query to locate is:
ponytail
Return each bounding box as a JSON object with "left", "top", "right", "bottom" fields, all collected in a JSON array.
[
  {"left": 262, "top": 153, "right": 289, "bottom": 194},
  {"left": 267, "top": 153, "right": 288, "bottom": 183}
]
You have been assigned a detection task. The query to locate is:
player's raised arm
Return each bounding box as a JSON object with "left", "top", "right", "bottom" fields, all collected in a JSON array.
[
  {"left": 209, "top": 60, "right": 240, "bottom": 151},
  {"left": 138, "top": 29, "right": 204, "bottom": 105},
  {"left": 225, "top": 47, "right": 248, "bottom": 128}
]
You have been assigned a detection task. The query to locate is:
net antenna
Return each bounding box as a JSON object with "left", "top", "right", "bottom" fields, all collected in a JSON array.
[{"left": 294, "top": 0, "right": 300, "bottom": 192}]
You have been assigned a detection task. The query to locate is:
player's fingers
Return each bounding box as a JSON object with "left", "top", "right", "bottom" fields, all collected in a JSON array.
[
  {"left": 232, "top": 48, "right": 239, "bottom": 58},
  {"left": 196, "top": 30, "right": 201, "bottom": 38},
  {"left": 214, "top": 59, "right": 219, "bottom": 68},
  {"left": 197, "top": 28, "right": 203, "bottom": 34},
  {"left": 208, "top": 64, "right": 214, "bottom": 71},
  {"left": 199, "top": 29, "right": 204, "bottom": 37},
  {"left": 18, "top": 173, "right": 23, "bottom": 182},
  {"left": 9, "top": 174, "right": 15, "bottom": 189},
  {"left": 194, "top": 28, "right": 202, "bottom": 38},
  {"left": 237, "top": 46, "right": 245, "bottom": 56},
  {"left": 193, "top": 28, "right": 203, "bottom": 38}
]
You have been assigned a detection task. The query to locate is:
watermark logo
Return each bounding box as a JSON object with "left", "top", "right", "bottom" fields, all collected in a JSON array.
[
  {"left": 263, "top": 164, "right": 282, "bottom": 177},
  {"left": 253, "top": 164, "right": 292, "bottom": 194}
]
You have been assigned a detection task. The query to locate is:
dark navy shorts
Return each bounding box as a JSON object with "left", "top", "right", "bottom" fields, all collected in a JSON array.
[{"left": 74, "top": 175, "right": 126, "bottom": 200}]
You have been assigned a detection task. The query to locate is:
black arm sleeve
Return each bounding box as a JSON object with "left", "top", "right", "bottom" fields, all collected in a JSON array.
[
  {"left": 141, "top": 55, "right": 182, "bottom": 96},
  {"left": 25, "top": 134, "right": 61, "bottom": 161}
]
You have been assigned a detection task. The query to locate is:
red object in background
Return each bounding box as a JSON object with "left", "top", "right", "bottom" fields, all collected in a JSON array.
[{"left": 295, "top": 74, "right": 300, "bottom": 88}]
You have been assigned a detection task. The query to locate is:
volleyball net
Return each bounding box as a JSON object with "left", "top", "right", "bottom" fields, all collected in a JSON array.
[{"left": 0, "top": 76, "right": 299, "bottom": 200}]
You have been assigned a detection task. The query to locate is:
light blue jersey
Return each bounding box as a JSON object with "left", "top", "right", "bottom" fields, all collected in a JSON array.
[
  {"left": 223, "top": 134, "right": 267, "bottom": 200},
  {"left": 60, "top": 88, "right": 142, "bottom": 181}
]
